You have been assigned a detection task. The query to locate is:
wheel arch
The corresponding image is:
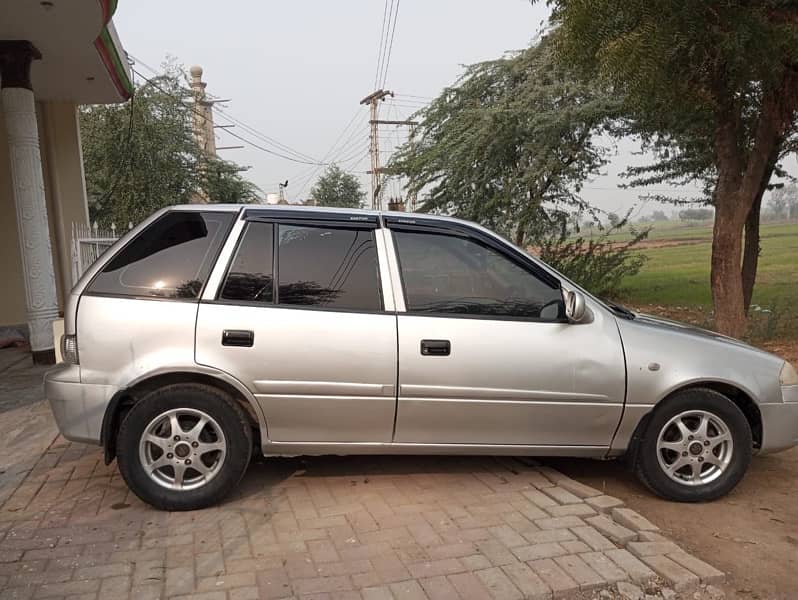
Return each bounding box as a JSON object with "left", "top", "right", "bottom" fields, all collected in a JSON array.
[
  {"left": 629, "top": 381, "right": 763, "bottom": 464},
  {"left": 101, "top": 370, "right": 265, "bottom": 464}
]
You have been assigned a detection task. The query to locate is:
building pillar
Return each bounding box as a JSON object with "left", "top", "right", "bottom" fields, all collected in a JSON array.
[{"left": 0, "top": 41, "right": 58, "bottom": 364}]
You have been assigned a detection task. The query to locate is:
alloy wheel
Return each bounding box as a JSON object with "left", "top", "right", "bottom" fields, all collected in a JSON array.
[
  {"left": 138, "top": 407, "right": 227, "bottom": 491},
  {"left": 656, "top": 409, "right": 733, "bottom": 486}
]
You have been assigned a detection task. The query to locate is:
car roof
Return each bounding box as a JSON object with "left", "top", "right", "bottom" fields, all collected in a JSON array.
[{"left": 167, "top": 203, "right": 471, "bottom": 227}]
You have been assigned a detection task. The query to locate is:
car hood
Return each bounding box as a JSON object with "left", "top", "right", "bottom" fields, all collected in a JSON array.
[{"left": 631, "top": 312, "right": 776, "bottom": 357}]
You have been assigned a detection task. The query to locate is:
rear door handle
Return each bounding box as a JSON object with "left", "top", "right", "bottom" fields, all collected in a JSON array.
[
  {"left": 420, "top": 339, "right": 450, "bottom": 356},
  {"left": 222, "top": 329, "right": 254, "bottom": 347}
]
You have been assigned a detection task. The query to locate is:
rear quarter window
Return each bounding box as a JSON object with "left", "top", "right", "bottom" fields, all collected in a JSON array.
[{"left": 87, "top": 211, "right": 233, "bottom": 300}]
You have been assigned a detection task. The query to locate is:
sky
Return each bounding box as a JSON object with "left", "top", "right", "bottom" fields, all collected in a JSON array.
[{"left": 114, "top": 0, "right": 789, "bottom": 216}]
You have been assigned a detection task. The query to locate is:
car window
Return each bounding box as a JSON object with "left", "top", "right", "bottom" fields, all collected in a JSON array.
[
  {"left": 219, "top": 222, "right": 274, "bottom": 303},
  {"left": 393, "top": 230, "right": 562, "bottom": 320},
  {"left": 277, "top": 225, "right": 382, "bottom": 311},
  {"left": 87, "top": 211, "right": 233, "bottom": 299}
]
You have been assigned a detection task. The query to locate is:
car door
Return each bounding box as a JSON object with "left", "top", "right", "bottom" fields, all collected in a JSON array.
[
  {"left": 388, "top": 220, "right": 626, "bottom": 449},
  {"left": 196, "top": 211, "right": 397, "bottom": 443}
]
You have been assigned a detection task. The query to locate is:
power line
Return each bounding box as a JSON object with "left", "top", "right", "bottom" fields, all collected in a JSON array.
[
  {"left": 374, "top": 0, "right": 391, "bottom": 90},
  {"left": 129, "top": 56, "right": 325, "bottom": 166},
  {"left": 379, "top": 0, "right": 401, "bottom": 88}
]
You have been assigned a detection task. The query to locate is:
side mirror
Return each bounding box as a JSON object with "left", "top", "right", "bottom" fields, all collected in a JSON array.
[{"left": 564, "top": 289, "right": 587, "bottom": 323}]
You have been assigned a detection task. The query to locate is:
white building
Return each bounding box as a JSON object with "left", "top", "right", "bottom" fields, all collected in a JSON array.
[{"left": 0, "top": 0, "right": 132, "bottom": 363}]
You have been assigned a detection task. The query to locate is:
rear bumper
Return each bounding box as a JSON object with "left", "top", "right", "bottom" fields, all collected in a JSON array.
[
  {"left": 759, "top": 392, "right": 798, "bottom": 454},
  {"left": 45, "top": 364, "right": 117, "bottom": 445}
]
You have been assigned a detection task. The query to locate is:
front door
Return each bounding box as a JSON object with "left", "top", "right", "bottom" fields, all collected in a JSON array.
[
  {"left": 196, "top": 217, "right": 397, "bottom": 442},
  {"left": 389, "top": 227, "right": 625, "bottom": 448}
]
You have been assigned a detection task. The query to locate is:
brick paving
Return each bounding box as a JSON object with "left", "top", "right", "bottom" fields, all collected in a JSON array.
[{"left": 0, "top": 432, "right": 725, "bottom": 599}]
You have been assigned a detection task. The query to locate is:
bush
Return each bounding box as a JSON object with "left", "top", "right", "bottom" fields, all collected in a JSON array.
[{"left": 538, "top": 219, "right": 649, "bottom": 299}]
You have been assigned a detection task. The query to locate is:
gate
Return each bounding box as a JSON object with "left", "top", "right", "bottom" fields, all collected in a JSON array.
[{"left": 70, "top": 222, "right": 130, "bottom": 285}]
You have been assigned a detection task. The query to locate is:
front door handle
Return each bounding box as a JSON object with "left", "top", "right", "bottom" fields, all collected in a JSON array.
[
  {"left": 222, "top": 329, "right": 254, "bottom": 347},
  {"left": 420, "top": 339, "right": 450, "bottom": 356}
]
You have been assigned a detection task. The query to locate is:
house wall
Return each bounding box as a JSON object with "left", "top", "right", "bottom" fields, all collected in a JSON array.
[{"left": 0, "top": 100, "right": 89, "bottom": 329}]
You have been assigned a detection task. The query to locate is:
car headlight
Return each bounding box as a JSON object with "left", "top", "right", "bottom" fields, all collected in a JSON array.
[{"left": 780, "top": 361, "right": 798, "bottom": 386}]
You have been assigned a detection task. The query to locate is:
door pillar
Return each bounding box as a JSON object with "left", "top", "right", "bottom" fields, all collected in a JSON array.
[{"left": 0, "top": 41, "right": 58, "bottom": 364}]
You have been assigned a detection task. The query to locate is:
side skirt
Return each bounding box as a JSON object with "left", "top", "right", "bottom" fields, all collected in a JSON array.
[{"left": 261, "top": 441, "right": 609, "bottom": 458}]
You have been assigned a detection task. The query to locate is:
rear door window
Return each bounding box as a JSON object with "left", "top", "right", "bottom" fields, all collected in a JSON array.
[
  {"left": 87, "top": 211, "right": 233, "bottom": 299},
  {"left": 276, "top": 224, "right": 382, "bottom": 311},
  {"left": 219, "top": 222, "right": 274, "bottom": 303}
]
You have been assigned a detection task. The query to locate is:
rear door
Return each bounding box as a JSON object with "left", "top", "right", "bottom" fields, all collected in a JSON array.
[
  {"left": 388, "top": 222, "right": 626, "bottom": 449},
  {"left": 196, "top": 211, "right": 397, "bottom": 443}
]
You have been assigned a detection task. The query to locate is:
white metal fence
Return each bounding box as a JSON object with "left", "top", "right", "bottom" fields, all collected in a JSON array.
[{"left": 70, "top": 222, "right": 130, "bottom": 285}]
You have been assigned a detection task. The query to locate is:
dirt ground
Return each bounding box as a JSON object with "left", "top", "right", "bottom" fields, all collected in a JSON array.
[
  {"left": 548, "top": 446, "right": 798, "bottom": 600},
  {"left": 575, "top": 311, "right": 798, "bottom": 599}
]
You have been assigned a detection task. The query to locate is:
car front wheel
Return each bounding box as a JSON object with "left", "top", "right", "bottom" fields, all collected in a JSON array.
[
  {"left": 117, "top": 383, "right": 252, "bottom": 511},
  {"left": 635, "top": 388, "right": 752, "bottom": 502}
]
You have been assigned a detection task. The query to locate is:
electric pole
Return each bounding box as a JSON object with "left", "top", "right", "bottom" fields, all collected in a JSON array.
[
  {"left": 360, "top": 90, "right": 419, "bottom": 211},
  {"left": 360, "top": 90, "right": 393, "bottom": 209}
]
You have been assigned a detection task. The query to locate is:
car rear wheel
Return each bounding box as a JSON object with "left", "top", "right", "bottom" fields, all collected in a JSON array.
[
  {"left": 117, "top": 383, "right": 252, "bottom": 511},
  {"left": 635, "top": 388, "right": 752, "bottom": 502}
]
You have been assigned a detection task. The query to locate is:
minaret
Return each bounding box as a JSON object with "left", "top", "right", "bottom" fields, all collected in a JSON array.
[{"left": 189, "top": 65, "right": 216, "bottom": 156}]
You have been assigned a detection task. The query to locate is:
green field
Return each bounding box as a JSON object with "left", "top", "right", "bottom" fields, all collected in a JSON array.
[{"left": 614, "top": 221, "right": 798, "bottom": 338}]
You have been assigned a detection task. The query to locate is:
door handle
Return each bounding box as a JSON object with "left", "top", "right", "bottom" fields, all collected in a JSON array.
[
  {"left": 222, "top": 329, "right": 254, "bottom": 347},
  {"left": 420, "top": 339, "right": 450, "bottom": 356}
]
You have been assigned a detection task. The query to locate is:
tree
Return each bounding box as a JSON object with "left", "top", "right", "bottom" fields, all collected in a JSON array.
[
  {"left": 201, "top": 156, "right": 260, "bottom": 204},
  {"left": 80, "top": 64, "right": 259, "bottom": 225},
  {"left": 390, "top": 34, "right": 647, "bottom": 295},
  {"left": 769, "top": 183, "right": 798, "bottom": 219},
  {"left": 679, "top": 208, "right": 714, "bottom": 222},
  {"left": 309, "top": 165, "right": 365, "bottom": 208},
  {"left": 391, "top": 34, "right": 622, "bottom": 248},
  {"left": 548, "top": 1, "right": 798, "bottom": 337}
]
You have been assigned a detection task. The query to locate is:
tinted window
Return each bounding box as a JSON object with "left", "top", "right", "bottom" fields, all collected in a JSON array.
[
  {"left": 88, "top": 211, "right": 233, "bottom": 299},
  {"left": 219, "top": 222, "right": 274, "bottom": 303},
  {"left": 277, "top": 225, "right": 382, "bottom": 311},
  {"left": 394, "top": 230, "right": 562, "bottom": 320}
]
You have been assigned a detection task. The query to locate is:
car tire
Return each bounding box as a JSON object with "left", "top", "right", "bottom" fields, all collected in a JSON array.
[
  {"left": 634, "top": 388, "right": 752, "bottom": 502},
  {"left": 117, "top": 383, "right": 253, "bottom": 511}
]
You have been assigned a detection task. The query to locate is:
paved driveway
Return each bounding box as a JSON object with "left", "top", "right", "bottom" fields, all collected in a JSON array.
[{"left": 0, "top": 350, "right": 724, "bottom": 599}]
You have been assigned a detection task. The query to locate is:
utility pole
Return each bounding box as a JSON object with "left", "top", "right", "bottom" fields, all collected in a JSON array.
[
  {"left": 360, "top": 90, "right": 420, "bottom": 211},
  {"left": 360, "top": 89, "right": 393, "bottom": 209}
]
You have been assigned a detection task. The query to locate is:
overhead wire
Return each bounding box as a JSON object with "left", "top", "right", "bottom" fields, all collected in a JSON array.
[{"left": 379, "top": 0, "right": 401, "bottom": 89}]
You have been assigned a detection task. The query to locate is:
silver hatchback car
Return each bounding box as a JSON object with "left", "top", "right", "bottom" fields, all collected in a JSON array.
[{"left": 45, "top": 205, "right": 798, "bottom": 510}]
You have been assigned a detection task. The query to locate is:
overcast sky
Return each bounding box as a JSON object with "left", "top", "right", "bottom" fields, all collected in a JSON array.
[{"left": 115, "top": 0, "right": 790, "bottom": 216}]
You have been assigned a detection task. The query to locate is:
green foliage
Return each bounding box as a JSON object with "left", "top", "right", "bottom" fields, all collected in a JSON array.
[
  {"left": 310, "top": 164, "right": 365, "bottom": 208},
  {"left": 550, "top": 0, "right": 798, "bottom": 199},
  {"left": 390, "top": 33, "right": 622, "bottom": 247},
  {"left": 540, "top": 215, "right": 649, "bottom": 299},
  {"left": 201, "top": 156, "right": 260, "bottom": 204},
  {"left": 80, "top": 63, "right": 259, "bottom": 225},
  {"left": 678, "top": 208, "right": 714, "bottom": 221},
  {"left": 768, "top": 183, "right": 798, "bottom": 219}
]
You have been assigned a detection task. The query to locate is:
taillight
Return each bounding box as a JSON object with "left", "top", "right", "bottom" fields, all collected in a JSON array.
[{"left": 61, "top": 334, "right": 79, "bottom": 365}]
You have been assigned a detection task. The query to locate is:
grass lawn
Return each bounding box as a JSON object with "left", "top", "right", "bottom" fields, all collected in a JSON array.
[{"left": 614, "top": 221, "right": 798, "bottom": 338}]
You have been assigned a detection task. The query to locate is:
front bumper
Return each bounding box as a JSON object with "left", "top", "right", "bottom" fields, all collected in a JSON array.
[
  {"left": 45, "top": 364, "right": 117, "bottom": 445},
  {"left": 759, "top": 386, "right": 798, "bottom": 453}
]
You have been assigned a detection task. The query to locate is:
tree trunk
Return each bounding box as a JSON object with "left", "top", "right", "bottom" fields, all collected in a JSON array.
[
  {"left": 711, "top": 199, "right": 748, "bottom": 338},
  {"left": 741, "top": 191, "right": 762, "bottom": 314}
]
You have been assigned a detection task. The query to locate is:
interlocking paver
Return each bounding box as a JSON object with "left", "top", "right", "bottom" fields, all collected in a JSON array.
[
  {"left": 0, "top": 427, "right": 725, "bottom": 599},
  {"left": 527, "top": 557, "right": 579, "bottom": 597},
  {"left": 475, "top": 566, "right": 523, "bottom": 600}
]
